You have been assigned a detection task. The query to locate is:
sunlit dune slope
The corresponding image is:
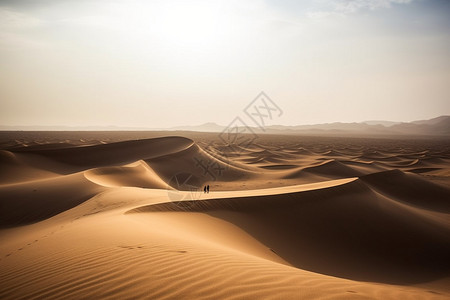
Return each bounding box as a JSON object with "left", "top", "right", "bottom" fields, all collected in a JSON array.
[{"left": 132, "top": 170, "right": 450, "bottom": 284}]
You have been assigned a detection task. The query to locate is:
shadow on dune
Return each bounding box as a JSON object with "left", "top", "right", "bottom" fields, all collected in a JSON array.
[
  {"left": 361, "top": 169, "right": 450, "bottom": 213},
  {"left": 0, "top": 137, "right": 196, "bottom": 227},
  {"left": 0, "top": 173, "right": 104, "bottom": 228},
  {"left": 8, "top": 136, "right": 195, "bottom": 173},
  {"left": 0, "top": 137, "right": 261, "bottom": 227},
  {"left": 128, "top": 171, "right": 450, "bottom": 284},
  {"left": 4, "top": 136, "right": 259, "bottom": 187}
]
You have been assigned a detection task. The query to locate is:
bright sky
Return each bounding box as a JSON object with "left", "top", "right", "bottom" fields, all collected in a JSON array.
[{"left": 1, "top": 0, "right": 449, "bottom": 128}]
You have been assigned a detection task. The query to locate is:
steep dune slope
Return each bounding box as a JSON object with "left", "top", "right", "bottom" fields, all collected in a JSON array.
[
  {"left": 146, "top": 142, "right": 260, "bottom": 188},
  {"left": 84, "top": 160, "right": 169, "bottom": 189},
  {"left": 361, "top": 170, "right": 450, "bottom": 212},
  {"left": 8, "top": 136, "right": 194, "bottom": 173},
  {"left": 135, "top": 176, "right": 450, "bottom": 284},
  {"left": 0, "top": 136, "right": 260, "bottom": 227},
  {"left": 0, "top": 173, "right": 105, "bottom": 227},
  {"left": 3, "top": 136, "right": 259, "bottom": 188},
  {"left": 0, "top": 150, "right": 59, "bottom": 184}
]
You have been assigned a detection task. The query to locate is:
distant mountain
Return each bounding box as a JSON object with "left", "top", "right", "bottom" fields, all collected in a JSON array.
[
  {"left": 389, "top": 116, "right": 450, "bottom": 136},
  {"left": 169, "top": 122, "right": 224, "bottom": 132},
  {"left": 169, "top": 116, "right": 450, "bottom": 137},
  {"left": 411, "top": 115, "right": 450, "bottom": 125},
  {"left": 263, "top": 116, "right": 450, "bottom": 136},
  {"left": 268, "top": 122, "right": 384, "bottom": 132},
  {"left": 2, "top": 116, "right": 449, "bottom": 136},
  {"left": 363, "top": 120, "right": 401, "bottom": 126}
]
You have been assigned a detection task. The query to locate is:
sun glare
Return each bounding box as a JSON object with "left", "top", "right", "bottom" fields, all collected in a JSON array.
[{"left": 153, "top": 2, "right": 229, "bottom": 52}]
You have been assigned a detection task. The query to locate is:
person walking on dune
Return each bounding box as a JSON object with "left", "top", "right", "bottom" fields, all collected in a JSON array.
[
  {"left": 203, "top": 186, "right": 206, "bottom": 193},
  {"left": 207, "top": 185, "right": 210, "bottom": 193}
]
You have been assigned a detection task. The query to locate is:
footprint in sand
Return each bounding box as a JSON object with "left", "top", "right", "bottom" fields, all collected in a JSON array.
[
  {"left": 118, "top": 245, "right": 148, "bottom": 250},
  {"left": 166, "top": 250, "right": 187, "bottom": 254},
  {"left": 428, "top": 291, "right": 441, "bottom": 295}
]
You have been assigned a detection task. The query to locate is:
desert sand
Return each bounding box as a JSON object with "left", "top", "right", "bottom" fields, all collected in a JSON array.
[{"left": 0, "top": 131, "right": 449, "bottom": 299}]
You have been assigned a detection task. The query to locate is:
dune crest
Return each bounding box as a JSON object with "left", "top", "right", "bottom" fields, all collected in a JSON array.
[
  {"left": 128, "top": 174, "right": 450, "bottom": 284},
  {"left": 84, "top": 160, "right": 170, "bottom": 189}
]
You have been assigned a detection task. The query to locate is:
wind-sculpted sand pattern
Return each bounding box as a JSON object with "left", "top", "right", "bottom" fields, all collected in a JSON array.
[{"left": 0, "top": 132, "right": 449, "bottom": 299}]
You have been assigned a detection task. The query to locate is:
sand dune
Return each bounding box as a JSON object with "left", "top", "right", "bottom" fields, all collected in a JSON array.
[
  {"left": 146, "top": 141, "right": 259, "bottom": 187},
  {"left": 132, "top": 175, "right": 450, "bottom": 284},
  {"left": 1, "top": 133, "right": 449, "bottom": 299},
  {"left": 0, "top": 150, "right": 59, "bottom": 184},
  {"left": 361, "top": 169, "right": 450, "bottom": 212},
  {"left": 301, "top": 159, "right": 365, "bottom": 178},
  {"left": 84, "top": 160, "right": 170, "bottom": 189},
  {"left": 0, "top": 172, "right": 104, "bottom": 227},
  {"left": 9, "top": 136, "right": 194, "bottom": 172}
]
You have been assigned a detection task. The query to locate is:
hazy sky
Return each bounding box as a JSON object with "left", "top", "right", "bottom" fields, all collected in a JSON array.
[{"left": 1, "top": 0, "right": 449, "bottom": 128}]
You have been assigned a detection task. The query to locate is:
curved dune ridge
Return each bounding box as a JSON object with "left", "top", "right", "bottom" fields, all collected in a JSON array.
[
  {"left": 0, "top": 150, "right": 59, "bottom": 184},
  {"left": 128, "top": 172, "right": 450, "bottom": 284},
  {"left": 8, "top": 136, "right": 195, "bottom": 173},
  {"left": 145, "top": 141, "right": 260, "bottom": 186},
  {"left": 302, "top": 159, "right": 365, "bottom": 177},
  {"left": 1, "top": 134, "right": 450, "bottom": 299},
  {"left": 0, "top": 137, "right": 260, "bottom": 227},
  {"left": 0, "top": 172, "right": 105, "bottom": 227},
  {"left": 84, "top": 160, "right": 170, "bottom": 189},
  {"left": 360, "top": 169, "right": 450, "bottom": 213},
  {"left": 0, "top": 137, "right": 197, "bottom": 227}
]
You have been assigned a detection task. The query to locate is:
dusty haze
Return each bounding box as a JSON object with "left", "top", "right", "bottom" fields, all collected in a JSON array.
[{"left": 1, "top": 0, "right": 450, "bottom": 128}]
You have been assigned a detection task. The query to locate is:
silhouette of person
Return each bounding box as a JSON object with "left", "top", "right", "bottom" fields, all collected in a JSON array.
[
  {"left": 204, "top": 186, "right": 206, "bottom": 193},
  {"left": 207, "top": 185, "right": 210, "bottom": 193}
]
